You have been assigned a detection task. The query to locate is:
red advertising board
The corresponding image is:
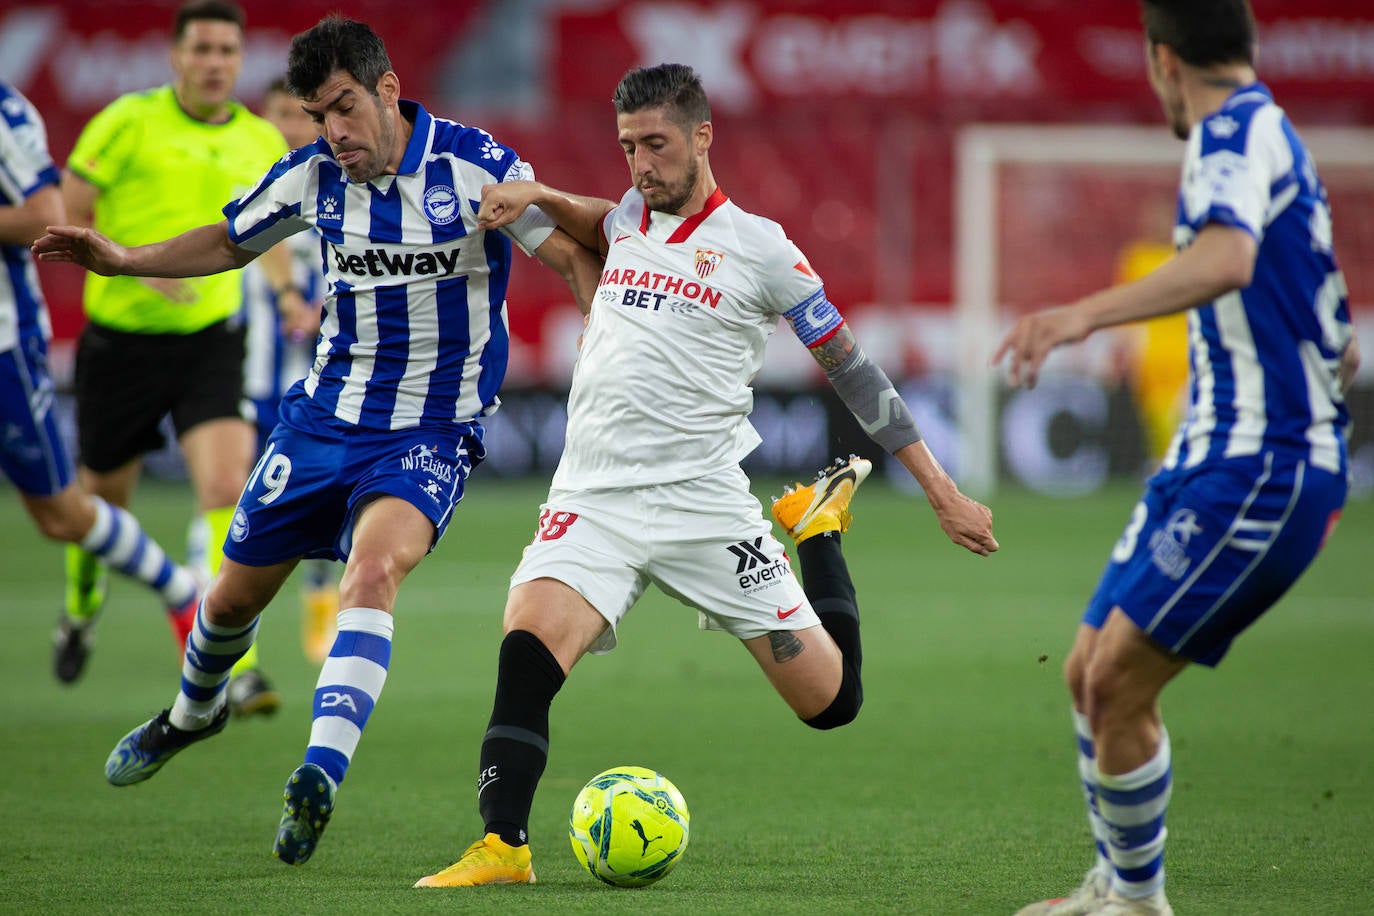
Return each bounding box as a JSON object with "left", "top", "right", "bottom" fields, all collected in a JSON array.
[
  {"left": 3, "top": 0, "right": 1370, "bottom": 364},
  {"left": 554, "top": 0, "right": 1374, "bottom": 116},
  {"left": 2, "top": 0, "right": 477, "bottom": 340}
]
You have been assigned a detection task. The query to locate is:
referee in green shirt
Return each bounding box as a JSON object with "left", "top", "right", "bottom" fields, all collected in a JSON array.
[{"left": 59, "top": 0, "right": 297, "bottom": 715}]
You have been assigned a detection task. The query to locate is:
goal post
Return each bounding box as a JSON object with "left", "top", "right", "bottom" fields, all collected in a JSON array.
[{"left": 954, "top": 123, "right": 1374, "bottom": 496}]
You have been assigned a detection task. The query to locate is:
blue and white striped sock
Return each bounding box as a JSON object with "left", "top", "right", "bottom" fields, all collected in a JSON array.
[
  {"left": 1072, "top": 709, "right": 1113, "bottom": 874},
  {"left": 1097, "top": 729, "right": 1172, "bottom": 900},
  {"left": 169, "top": 603, "right": 257, "bottom": 729},
  {"left": 81, "top": 497, "right": 197, "bottom": 608},
  {"left": 303, "top": 607, "right": 393, "bottom": 788}
]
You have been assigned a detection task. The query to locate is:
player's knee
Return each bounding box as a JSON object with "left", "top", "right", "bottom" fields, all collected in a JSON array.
[
  {"left": 1081, "top": 658, "right": 1142, "bottom": 729},
  {"left": 803, "top": 662, "right": 863, "bottom": 731},
  {"left": 338, "top": 552, "right": 405, "bottom": 604},
  {"left": 32, "top": 510, "right": 84, "bottom": 544},
  {"left": 202, "top": 581, "right": 268, "bottom": 629}
]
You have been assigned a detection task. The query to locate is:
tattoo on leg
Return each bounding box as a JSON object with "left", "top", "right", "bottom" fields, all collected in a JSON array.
[{"left": 768, "top": 631, "right": 804, "bottom": 663}]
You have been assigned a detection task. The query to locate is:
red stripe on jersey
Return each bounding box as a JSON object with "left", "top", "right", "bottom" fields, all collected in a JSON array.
[{"left": 665, "top": 187, "right": 729, "bottom": 244}]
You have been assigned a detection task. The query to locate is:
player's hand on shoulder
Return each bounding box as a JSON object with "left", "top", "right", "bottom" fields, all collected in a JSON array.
[
  {"left": 476, "top": 180, "right": 541, "bottom": 231},
  {"left": 992, "top": 305, "right": 1093, "bottom": 389},
  {"left": 934, "top": 491, "right": 998, "bottom": 557}
]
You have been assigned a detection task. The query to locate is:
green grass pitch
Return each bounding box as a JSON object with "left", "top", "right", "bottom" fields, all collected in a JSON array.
[{"left": 1, "top": 479, "right": 1370, "bottom": 913}]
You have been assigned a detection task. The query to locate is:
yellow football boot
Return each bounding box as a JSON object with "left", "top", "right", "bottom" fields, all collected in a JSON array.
[
  {"left": 770, "top": 454, "right": 872, "bottom": 543},
  {"left": 414, "top": 833, "right": 536, "bottom": 887}
]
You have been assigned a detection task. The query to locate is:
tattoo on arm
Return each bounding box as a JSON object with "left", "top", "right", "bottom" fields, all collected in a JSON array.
[
  {"left": 768, "top": 631, "right": 805, "bottom": 663},
  {"left": 808, "top": 324, "right": 856, "bottom": 372}
]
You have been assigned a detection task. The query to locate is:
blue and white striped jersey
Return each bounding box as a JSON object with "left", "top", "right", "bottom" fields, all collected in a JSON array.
[
  {"left": 1163, "top": 83, "right": 1352, "bottom": 477},
  {"left": 0, "top": 82, "right": 57, "bottom": 353},
  {"left": 224, "top": 100, "right": 554, "bottom": 432}
]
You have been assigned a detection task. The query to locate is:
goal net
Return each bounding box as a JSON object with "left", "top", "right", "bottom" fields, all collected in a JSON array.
[{"left": 954, "top": 124, "right": 1374, "bottom": 496}]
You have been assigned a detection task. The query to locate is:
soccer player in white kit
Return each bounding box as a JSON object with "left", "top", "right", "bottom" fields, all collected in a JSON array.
[{"left": 414, "top": 63, "right": 999, "bottom": 888}]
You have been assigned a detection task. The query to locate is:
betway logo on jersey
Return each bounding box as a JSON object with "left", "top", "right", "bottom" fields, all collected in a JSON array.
[
  {"left": 331, "top": 242, "right": 463, "bottom": 278},
  {"left": 598, "top": 267, "right": 722, "bottom": 309}
]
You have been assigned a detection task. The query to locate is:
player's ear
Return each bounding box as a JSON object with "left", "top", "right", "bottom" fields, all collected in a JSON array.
[
  {"left": 376, "top": 71, "right": 401, "bottom": 106},
  {"left": 694, "top": 120, "right": 713, "bottom": 155},
  {"left": 1148, "top": 41, "right": 1182, "bottom": 84}
]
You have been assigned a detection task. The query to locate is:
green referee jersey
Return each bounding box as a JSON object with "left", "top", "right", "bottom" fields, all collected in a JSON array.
[{"left": 68, "top": 85, "right": 288, "bottom": 334}]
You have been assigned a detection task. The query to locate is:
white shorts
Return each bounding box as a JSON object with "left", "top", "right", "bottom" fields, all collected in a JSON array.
[{"left": 510, "top": 465, "right": 816, "bottom": 653}]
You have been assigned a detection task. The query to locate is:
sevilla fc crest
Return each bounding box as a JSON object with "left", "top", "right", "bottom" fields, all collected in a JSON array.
[{"left": 694, "top": 248, "right": 724, "bottom": 279}]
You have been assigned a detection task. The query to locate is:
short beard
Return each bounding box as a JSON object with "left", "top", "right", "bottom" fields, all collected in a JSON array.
[
  {"left": 1161, "top": 95, "right": 1188, "bottom": 141},
  {"left": 1167, "top": 109, "right": 1188, "bottom": 141},
  {"left": 646, "top": 156, "right": 699, "bottom": 214},
  {"left": 346, "top": 94, "right": 395, "bottom": 182}
]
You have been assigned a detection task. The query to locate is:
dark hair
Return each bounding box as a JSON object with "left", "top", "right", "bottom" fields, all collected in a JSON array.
[
  {"left": 286, "top": 15, "right": 393, "bottom": 99},
  {"left": 173, "top": 0, "right": 244, "bottom": 41},
  {"left": 612, "top": 63, "right": 711, "bottom": 130},
  {"left": 265, "top": 75, "right": 289, "bottom": 97},
  {"left": 1141, "top": 0, "right": 1255, "bottom": 67}
]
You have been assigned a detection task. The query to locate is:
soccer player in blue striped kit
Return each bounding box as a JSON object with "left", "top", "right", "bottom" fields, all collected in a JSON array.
[
  {"left": 1, "top": 80, "right": 201, "bottom": 679},
  {"left": 34, "top": 16, "right": 602, "bottom": 865},
  {"left": 994, "top": 2, "right": 1358, "bottom": 914}
]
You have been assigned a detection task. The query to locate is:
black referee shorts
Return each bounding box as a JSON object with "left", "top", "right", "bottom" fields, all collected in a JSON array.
[{"left": 74, "top": 318, "right": 247, "bottom": 473}]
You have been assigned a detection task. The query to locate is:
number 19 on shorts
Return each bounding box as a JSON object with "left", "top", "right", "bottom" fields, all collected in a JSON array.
[{"left": 248, "top": 441, "right": 293, "bottom": 505}]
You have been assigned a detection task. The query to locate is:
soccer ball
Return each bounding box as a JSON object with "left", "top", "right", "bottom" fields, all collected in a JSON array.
[{"left": 568, "top": 766, "right": 690, "bottom": 888}]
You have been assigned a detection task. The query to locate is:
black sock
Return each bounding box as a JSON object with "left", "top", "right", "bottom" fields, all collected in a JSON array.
[
  {"left": 478, "top": 629, "right": 566, "bottom": 847},
  {"left": 796, "top": 531, "right": 861, "bottom": 672}
]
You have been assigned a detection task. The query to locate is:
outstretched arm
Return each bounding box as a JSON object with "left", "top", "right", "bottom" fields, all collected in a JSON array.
[
  {"left": 32, "top": 220, "right": 255, "bottom": 278},
  {"left": 478, "top": 181, "right": 615, "bottom": 257},
  {"left": 993, "top": 224, "right": 1255, "bottom": 388},
  {"left": 810, "top": 323, "right": 998, "bottom": 557},
  {"left": 57, "top": 167, "right": 199, "bottom": 302}
]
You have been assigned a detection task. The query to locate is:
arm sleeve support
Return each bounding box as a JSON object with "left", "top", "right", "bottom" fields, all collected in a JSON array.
[{"left": 824, "top": 345, "right": 922, "bottom": 454}]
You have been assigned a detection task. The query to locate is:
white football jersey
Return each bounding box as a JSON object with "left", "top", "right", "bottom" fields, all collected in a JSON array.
[{"left": 553, "top": 187, "right": 837, "bottom": 490}]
